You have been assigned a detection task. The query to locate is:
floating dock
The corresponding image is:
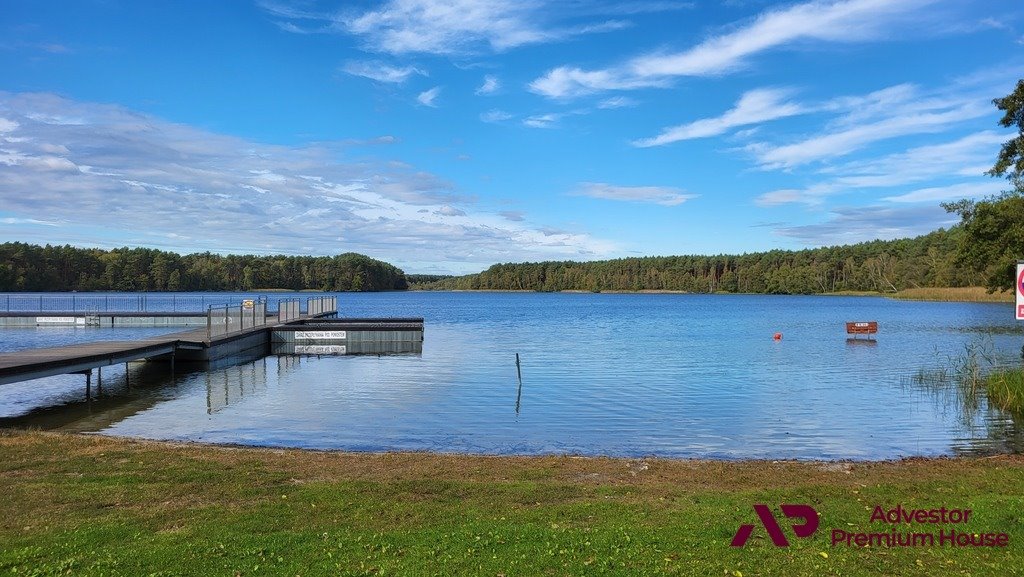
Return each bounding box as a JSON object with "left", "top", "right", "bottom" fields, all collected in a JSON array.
[{"left": 0, "top": 301, "right": 424, "bottom": 388}]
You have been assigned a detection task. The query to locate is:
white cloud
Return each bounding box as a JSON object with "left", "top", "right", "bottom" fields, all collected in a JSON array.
[
  {"left": 480, "top": 109, "right": 513, "bottom": 123},
  {"left": 476, "top": 74, "right": 500, "bottom": 95},
  {"left": 755, "top": 189, "right": 806, "bottom": 207},
  {"left": 529, "top": 66, "right": 663, "bottom": 99},
  {"left": 435, "top": 205, "right": 466, "bottom": 216},
  {"left": 0, "top": 118, "right": 19, "bottom": 133},
  {"left": 823, "top": 131, "right": 1007, "bottom": 186},
  {"left": 342, "top": 60, "right": 426, "bottom": 83},
  {"left": 633, "top": 88, "right": 805, "bottom": 147},
  {"left": 883, "top": 181, "right": 1007, "bottom": 203},
  {"left": 773, "top": 205, "right": 958, "bottom": 245},
  {"left": 335, "top": 0, "right": 625, "bottom": 55},
  {"left": 417, "top": 86, "right": 442, "bottom": 107},
  {"left": 0, "top": 91, "right": 617, "bottom": 273},
  {"left": 573, "top": 182, "right": 696, "bottom": 206},
  {"left": 596, "top": 96, "right": 638, "bottom": 109},
  {"left": 530, "top": 0, "right": 938, "bottom": 98},
  {"left": 523, "top": 113, "right": 561, "bottom": 129},
  {"left": 0, "top": 217, "right": 59, "bottom": 226},
  {"left": 746, "top": 84, "right": 991, "bottom": 169},
  {"left": 753, "top": 131, "right": 1008, "bottom": 206}
]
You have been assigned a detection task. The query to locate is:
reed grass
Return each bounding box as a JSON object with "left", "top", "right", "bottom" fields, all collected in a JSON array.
[
  {"left": 892, "top": 286, "right": 1013, "bottom": 302},
  {"left": 986, "top": 368, "right": 1024, "bottom": 415}
]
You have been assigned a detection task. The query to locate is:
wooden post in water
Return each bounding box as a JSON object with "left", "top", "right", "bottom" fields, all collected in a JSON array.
[
  {"left": 85, "top": 370, "right": 91, "bottom": 400},
  {"left": 515, "top": 353, "right": 523, "bottom": 415}
]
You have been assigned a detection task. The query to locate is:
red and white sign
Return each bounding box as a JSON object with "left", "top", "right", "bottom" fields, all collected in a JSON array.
[{"left": 1017, "top": 261, "right": 1024, "bottom": 320}]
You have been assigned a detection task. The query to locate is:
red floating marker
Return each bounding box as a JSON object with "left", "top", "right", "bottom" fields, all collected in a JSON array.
[{"left": 773, "top": 332, "right": 782, "bottom": 341}]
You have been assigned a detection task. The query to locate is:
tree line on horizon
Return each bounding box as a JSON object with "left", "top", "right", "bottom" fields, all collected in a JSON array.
[
  {"left": 0, "top": 243, "right": 408, "bottom": 292},
  {"left": 416, "top": 228, "right": 987, "bottom": 294},
  {"left": 0, "top": 229, "right": 988, "bottom": 295}
]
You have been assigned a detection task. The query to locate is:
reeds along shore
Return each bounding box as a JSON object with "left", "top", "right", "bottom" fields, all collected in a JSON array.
[
  {"left": 987, "top": 369, "right": 1024, "bottom": 414},
  {"left": 891, "top": 287, "right": 1013, "bottom": 302}
]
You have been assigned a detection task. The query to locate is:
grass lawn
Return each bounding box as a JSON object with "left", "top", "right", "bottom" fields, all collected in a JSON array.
[{"left": 2, "top": 431, "right": 1023, "bottom": 576}]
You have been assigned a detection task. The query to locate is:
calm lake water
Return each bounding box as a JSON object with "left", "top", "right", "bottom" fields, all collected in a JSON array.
[{"left": 2, "top": 291, "right": 1023, "bottom": 460}]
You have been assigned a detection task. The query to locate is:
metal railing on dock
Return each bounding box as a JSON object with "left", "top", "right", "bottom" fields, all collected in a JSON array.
[
  {"left": 278, "top": 299, "right": 300, "bottom": 323},
  {"left": 207, "top": 298, "right": 268, "bottom": 339},
  {"left": 307, "top": 296, "right": 337, "bottom": 316},
  {"left": 0, "top": 293, "right": 341, "bottom": 314},
  {"left": 0, "top": 294, "right": 220, "bottom": 313}
]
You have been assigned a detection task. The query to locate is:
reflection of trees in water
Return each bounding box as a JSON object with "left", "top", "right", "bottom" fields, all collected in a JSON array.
[{"left": 904, "top": 335, "right": 1024, "bottom": 456}]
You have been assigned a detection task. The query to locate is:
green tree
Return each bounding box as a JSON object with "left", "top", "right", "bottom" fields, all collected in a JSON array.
[
  {"left": 989, "top": 78, "right": 1024, "bottom": 187},
  {"left": 944, "top": 79, "right": 1024, "bottom": 292},
  {"left": 167, "top": 269, "right": 182, "bottom": 291}
]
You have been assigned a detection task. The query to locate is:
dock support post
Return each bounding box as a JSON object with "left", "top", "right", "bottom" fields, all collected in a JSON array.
[
  {"left": 85, "top": 370, "right": 91, "bottom": 400},
  {"left": 171, "top": 352, "right": 175, "bottom": 378},
  {"left": 125, "top": 362, "right": 130, "bottom": 390}
]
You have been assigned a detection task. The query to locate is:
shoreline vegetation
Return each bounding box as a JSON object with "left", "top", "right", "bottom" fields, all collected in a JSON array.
[
  {"left": 444, "top": 286, "right": 1012, "bottom": 303},
  {"left": 986, "top": 369, "right": 1024, "bottom": 415},
  {"left": 1, "top": 431, "right": 1022, "bottom": 575},
  {"left": 0, "top": 227, "right": 1004, "bottom": 301}
]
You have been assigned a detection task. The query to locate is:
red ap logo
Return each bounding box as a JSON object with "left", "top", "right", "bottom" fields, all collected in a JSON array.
[{"left": 731, "top": 504, "right": 819, "bottom": 547}]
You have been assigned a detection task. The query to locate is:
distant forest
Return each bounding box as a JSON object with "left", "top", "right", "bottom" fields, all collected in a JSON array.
[
  {"left": 419, "top": 228, "right": 989, "bottom": 294},
  {"left": 0, "top": 243, "right": 408, "bottom": 292},
  {"left": 0, "top": 226, "right": 1002, "bottom": 294}
]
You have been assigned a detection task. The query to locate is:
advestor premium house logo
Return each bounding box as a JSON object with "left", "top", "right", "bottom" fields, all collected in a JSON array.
[
  {"left": 731, "top": 504, "right": 1011, "bottom": 549},
  {"left": 831, "top": 505, "right": 1010, "bottom": 548},
  {"left": 731, "top": 504, "right": 820, "bottom": 547}
]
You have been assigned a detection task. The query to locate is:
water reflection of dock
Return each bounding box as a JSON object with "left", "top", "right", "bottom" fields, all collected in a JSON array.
[
  {"left": 206, "top": 359, "right": 269, "bottom": 414},
  {"left": 270, "top": 340, "right": 423, "bottom": 356}
]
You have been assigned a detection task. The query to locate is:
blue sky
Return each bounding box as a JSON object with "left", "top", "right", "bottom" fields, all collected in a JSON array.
[{"left": 1, "top": 0, "right": 1023, "bottom": 274}]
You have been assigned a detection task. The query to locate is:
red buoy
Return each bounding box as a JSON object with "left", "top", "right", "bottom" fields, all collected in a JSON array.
[{"left": 773, "top": 332, "right": 782, "bottom": 341}]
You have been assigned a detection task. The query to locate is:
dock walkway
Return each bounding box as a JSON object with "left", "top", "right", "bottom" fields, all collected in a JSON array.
[
  {"left": 0, "top": 311, "right": 421, "bottom": 388},
  {"left": 0, "top": 328, "right": 207, "bottom": 386}
]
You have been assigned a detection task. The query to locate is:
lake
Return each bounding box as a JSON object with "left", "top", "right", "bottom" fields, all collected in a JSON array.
[{"left": 1, "top": 291, "right": 1023, "bottom": 460}]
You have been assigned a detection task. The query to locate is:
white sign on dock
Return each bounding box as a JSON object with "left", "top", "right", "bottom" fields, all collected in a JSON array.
[
  {"left": 36, "top": 317, "right": 82, "bottom": 325},
  {"left": 1017, "top": 261, "right": 1024, "bottom": 320},
  {"left": 294, "top": 331, "right": 347, "bottom": 340},
  {"left": 294, "top": 345, "right": 346, "bottom": 355}
]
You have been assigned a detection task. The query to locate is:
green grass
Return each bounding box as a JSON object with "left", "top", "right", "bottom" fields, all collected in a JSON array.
[
  {"left": 1, "top": 432, "right": 1023, "bottom": 576},
  {"left": 986, "top": 368, "right": 1024, "bottom": 415}
]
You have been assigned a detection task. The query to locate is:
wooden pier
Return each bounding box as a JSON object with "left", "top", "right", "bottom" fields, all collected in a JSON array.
[
  {"left": 0, "top": 316, "right": 424, "bottom": 387},
  {"left": 0, "top": 329, "right": 206, "bottom": 386}
]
